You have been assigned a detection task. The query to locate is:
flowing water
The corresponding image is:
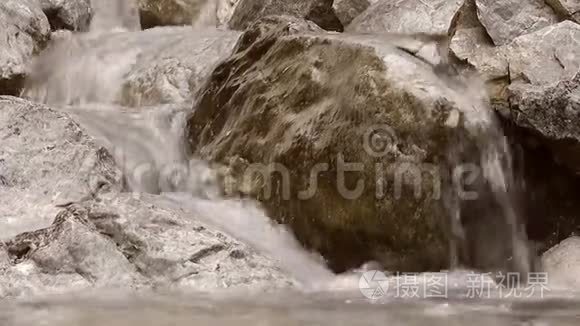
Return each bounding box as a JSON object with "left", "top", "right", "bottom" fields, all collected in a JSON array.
[{"left": 4, "top": 0, "right": 580, "bottom": 324}]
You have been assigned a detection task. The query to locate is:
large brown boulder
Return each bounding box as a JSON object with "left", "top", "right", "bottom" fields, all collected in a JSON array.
[{"left": 186, "top": 17, "right": 522, "bottom": 272}]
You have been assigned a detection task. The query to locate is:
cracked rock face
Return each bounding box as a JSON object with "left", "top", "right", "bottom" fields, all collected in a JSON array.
[
  {"left": 0, "top": 194, "right": 293, "bottom": 297},
  {"left": 347, "top": 0, "right": 463, "bottom": 34},
  {"left": 475, "top": 0, "right": 560, "bottom": 46},
  {"left": 228, "top": 0, "right": 343, "bottom": 32},
  {"left": 0, "top": 0, "right": 51, "bottom": 96},
  {"left": 138, "top": 0, "right": 240, "bottom": 29},
  {"left": 332, "top": 0, "right": 378, "bottom": 27},
  {"left": 38, "top": 0, "right": 93, "bottom": 31},
  {"left": 0, "top": 96, "right": 122, "bottom": 240}
]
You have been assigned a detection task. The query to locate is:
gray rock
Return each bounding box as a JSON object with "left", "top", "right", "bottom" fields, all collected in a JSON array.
[
  {"left": 0, "top": 0, "right": 51, "bottom": 96},
  {"left": 138, "top": 0, "right": 240, "bottom": 29},
  {"left": 228, "top": 0, "right": 343, "bottom": 32},
  {"left": 506, "top": 21, "right": 580, "bottom": 86},
  {"left": 546, "top": 0, "right": 580, "bottom": 23},
  {"left": 542, "top": 236, "right": 580, "bottom": 290},
  {"left": 25, "top": 27, "right": 241, "bottom": 107},
  {"left": 0, "top": 96, "right": 122, "bottom": 240},
  {"left": 39, "top": 0, "right": 92, "bottom": 31},
  {"left": 347, "top": 0, "right": 463, "bottom": 34},
  {"left": 0, "top": 194, "right": 293, "bottom": 297},
  {"left": 507, "top": 74, "right": 580, "bottom": 171},
  {"left": 332, "top": 0, "right": 377, "bottom": 27},
  {"left": 475, "top": 0, "right": 560, "bottom": 46}
]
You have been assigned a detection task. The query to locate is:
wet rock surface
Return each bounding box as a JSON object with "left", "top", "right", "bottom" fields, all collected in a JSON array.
[
  {"left": 542, "top": 236, "right": 580, "bottom": 289},
  {"left": 25, "top": 27, "right": 241, "bottom": 107},
  {"left": 0, "top": 0, "right": 51, "bottom": 96},
  {"left": 137, "top": 0, "right": 240, "bottom": 29},
  {"left": 228, "top": 0, "right": 343, "bottom": 32},
  {"left": 0, "top": 96, "right": 121, "bottom": 240},
  {"left": 332, "top": 0, "right": 377, "bottom": 27}
]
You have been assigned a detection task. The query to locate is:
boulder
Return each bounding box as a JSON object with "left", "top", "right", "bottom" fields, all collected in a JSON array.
[
  {"left": 542, "top": 236, "right": 580, "bottom": 290},
  {"left": 506, "top": 21, "right": 580, "bottom": 86},
  {"left": 138, "top": 0, "right": 240, "bottom": 29},
  {"left": 347, "top": 0, "right": 463, "bottom": 34},
  {"left": 546, "top": 0, "right": 580, "bottom": 23},
  {"left": 0, "top": 194, "right": 293, "bottom": 297},
  {"left": 25, "top": 27, "right": 241, "bottom": 107},
  {"left": 475, "top": 0, "right": 560, "bottom": 46},
  {"left": 186, "top": 17, "right": 524, "bottom": 273},
  {"left": 39, "top": 0, "right": 93, "bottom": 31},
  {"left": 0, "top": 96, "right": 122, "bottom": 240},
  {"left": 332, "top": 0, "right": 378, "bottom": 27},
  {"left": 0, "top": 0, "right": 51, "bottom": 96},
  {"left": 228, "top": 0, "right": 343, "bottom": 32}
]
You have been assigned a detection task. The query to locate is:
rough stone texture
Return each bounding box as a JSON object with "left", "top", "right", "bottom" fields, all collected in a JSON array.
[
  {"left": 0, "top": 96, "right": 122, "bottom": 240},
  {"left": 0, "top": 194, "right": 294, "bottom": 298},
  {"left": 506, "top": 74, "right": 580, "bottom": 171},
  {"left": 39, "top": 0, "right": 93, "bottom": 31},
  {"left": 506, "top": 21, "right": 580, "bottom": 86},
  {"left": 542, "top": 236, "right": 580, "bottom": 290},
  {"left": 475, "top": 0, "right": 560, "bottom": 46},
  {"left": 546, "top": 0, "right": 580, "bottom": 23},
  {"left": 25, "top": 27, "right": 241, "bottom": 107},
  {"left": 347, "top": 0, "right": 463, "bottom": 34},
  {"left": 0, "top": 0, "right": 51, "bottom": 96},
  {"left": 185, "top": 17, "right": 519, "bottom": 273},
  {"left": 228, "top": 0, "right": 343, "bottom": 32},
  {"left": 138, "top": 0, "right": 240, "bottom": 29},
  {"left": 332, "top": 0, "right": 377, "bottom": 27}
]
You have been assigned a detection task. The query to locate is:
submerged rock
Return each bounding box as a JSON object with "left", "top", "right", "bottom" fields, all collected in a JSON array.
[
  {"left": 0, "top": 96, "right": 122, "bottom": 240},
  {"left": 347, "top": 0, "right": 463, "bottom": 34},
  {"left": 0, "top": 0, "right": 51, "bottom": 96},
  {"left": 475, "top": 0, "right": 560, "bottom": 46},
  {"left": 0, "top": 194, "right": 293, "bottom": 297},
  {"left": 186, "top": 17, "right": 519, "bottom": 273},
  {"left": 542, "top": 236, "right": 580, "bottom": 290},
  {"left": 39, "top": 0, "right": 93, "bottom": 31},
  {"left": 228, "top": 0, "right": 343, "bottom": 32}
]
